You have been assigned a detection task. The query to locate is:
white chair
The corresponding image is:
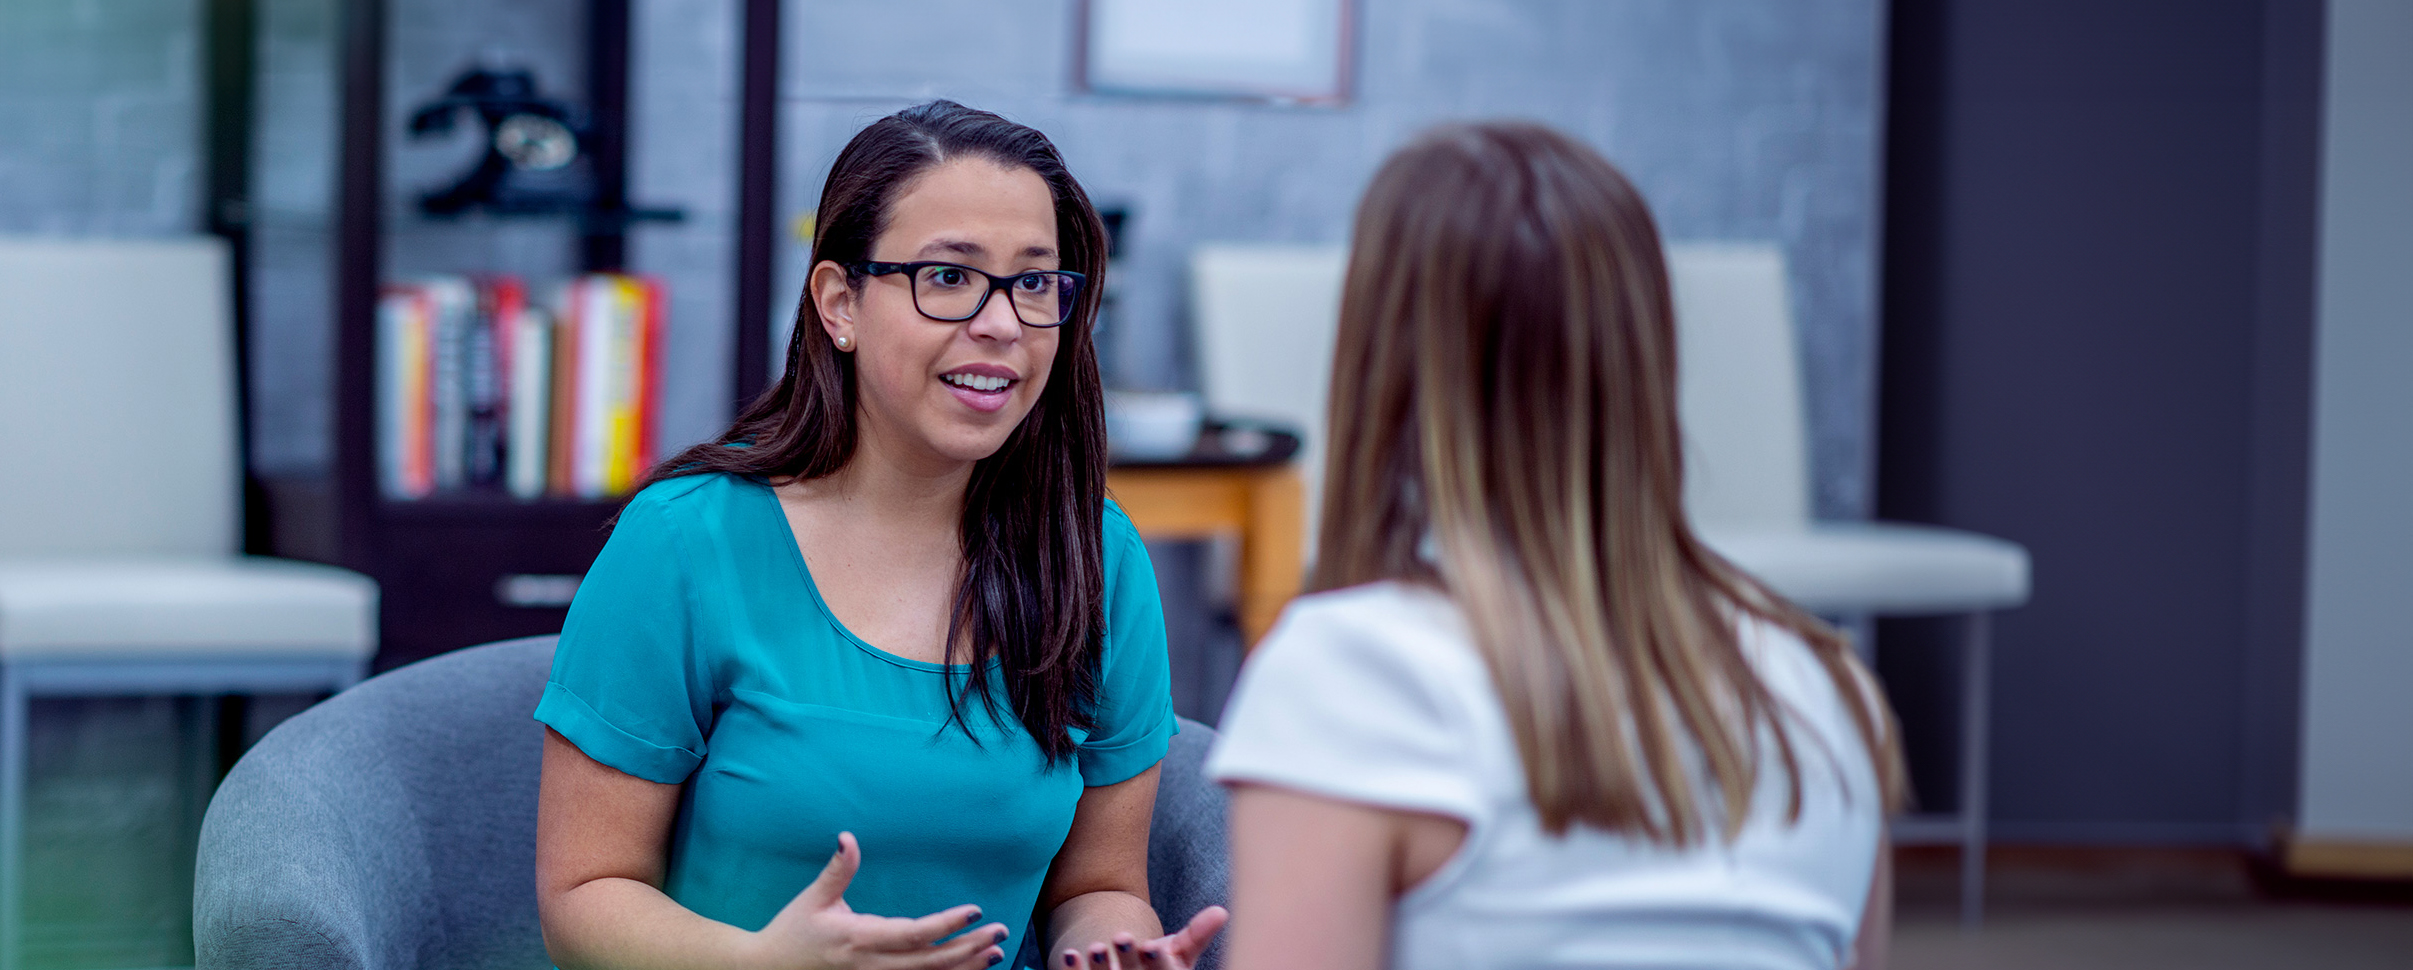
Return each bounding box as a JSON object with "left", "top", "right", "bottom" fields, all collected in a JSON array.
[
  {"left": 0, "top": 237, "right": 378, "bottom": 970},
  {"left": 1190, "top": 244, "right": 1348, "bottom": 557},
  {"left": 1669, "top": 242, "right": 2029, "bottom": 927},
  {"left": 1193, "top": 240, "right": 2030, "bottom": 925}
]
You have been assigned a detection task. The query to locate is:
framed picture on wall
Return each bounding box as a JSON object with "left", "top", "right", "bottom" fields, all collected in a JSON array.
[{"left": 1077, "top": 0, "right": 1355, "bottom": 104}]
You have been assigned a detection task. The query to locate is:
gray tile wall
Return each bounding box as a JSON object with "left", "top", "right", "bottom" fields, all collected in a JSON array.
[
  {"left": 0, "top": 0, "right": 1889, "bottom": 514},
  {"left": 29, "top": 0, "right": 1885, "bottom": 517},
  {"left": 774, "top": 0, "right": 1887, "bottom": 518},
  {"left": 628, "top": 0, "right": 739, "bottom": 453},
  {"left": 0, "top": 0, "right": 202, "bottom": 238},
  {"left": 247, "top": 0, "right": 340, "bottom": 475}
]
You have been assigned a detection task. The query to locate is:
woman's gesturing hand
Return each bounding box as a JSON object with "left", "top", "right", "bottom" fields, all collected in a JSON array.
[
  {"left": 1054, "top": 905, "right": 1229, "bottom": 970},
  {"left": 750, "top": 832, "right": 1012, "bottom": 970}
]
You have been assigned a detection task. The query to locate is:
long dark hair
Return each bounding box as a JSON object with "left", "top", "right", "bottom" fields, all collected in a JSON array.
[{"left": 647, "top": 101, "right": 1110, "bottom": 763}]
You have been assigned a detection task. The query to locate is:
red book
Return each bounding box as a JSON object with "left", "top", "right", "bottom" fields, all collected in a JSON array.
[
  {"left": 547, "top": 281, "right": 584, "bottom": 497},
  {"left": 409, "top": 287, "right": 435, "bottom": 497},
  {"left": 488, "top": 276, "right": 524, "bottom": 393}
]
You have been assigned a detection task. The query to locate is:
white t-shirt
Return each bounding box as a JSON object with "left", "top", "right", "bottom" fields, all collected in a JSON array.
[{"left": 1208, "top": 581, "right": 1884, "bottom": 970}]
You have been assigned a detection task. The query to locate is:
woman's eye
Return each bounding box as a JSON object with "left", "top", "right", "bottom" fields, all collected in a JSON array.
[
  {"left": 1014, "top": 274, "right": 1048, "bottom": 293},
  {"left": 930, "top": 267, "right": 969, "bottom": 287}
]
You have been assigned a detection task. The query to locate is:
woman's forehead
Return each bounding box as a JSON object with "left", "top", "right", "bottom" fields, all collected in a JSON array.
[{"left": 882, "top": 159, "right": 1058, "bottom": 263}]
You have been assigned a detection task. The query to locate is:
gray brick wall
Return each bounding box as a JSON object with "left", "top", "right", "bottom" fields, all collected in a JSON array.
[
  {"left": 628, "top": 0, "right": 738, "bottom": 454},
  {"left": 2, "top": 0, "right": 1887, "bottom": 512},
  {"left": 0, "top": 0, "right": 202, "bottom": 237},
  {"left": 773, "top": 0, "right": 1886, "bottom": 518},
  {"left": 237, "top": 0, "right": 1885, "bottom": 518},
  {"left": 247, "top": 0, "right": 340, "bottom": 476}
]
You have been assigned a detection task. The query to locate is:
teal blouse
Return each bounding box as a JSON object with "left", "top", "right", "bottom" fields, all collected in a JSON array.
[{"left": 535, "top": 472, "right": 1176, "bottom": 953}]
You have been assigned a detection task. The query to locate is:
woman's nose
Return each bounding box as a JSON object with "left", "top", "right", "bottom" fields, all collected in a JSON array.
[{"left": 964, "top": 288, "right": 1024, "bottom": 342}]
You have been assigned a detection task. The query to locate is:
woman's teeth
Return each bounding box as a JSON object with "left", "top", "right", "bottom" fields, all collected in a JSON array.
[{"left": 943, "top": 373, "right": 1011, "bottom": 392}]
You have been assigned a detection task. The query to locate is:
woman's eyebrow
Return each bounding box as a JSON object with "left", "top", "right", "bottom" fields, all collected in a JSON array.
[
  {"left": 919, "top": 239, "right": 987, "bottom": 259},
  {"left": 915, "top": 239, "right": 1060, "bottom": 262}
]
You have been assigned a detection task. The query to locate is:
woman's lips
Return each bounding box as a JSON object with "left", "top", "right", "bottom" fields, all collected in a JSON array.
[{"left": 942, "top": 376, "right": 1015, "bottom": 413}]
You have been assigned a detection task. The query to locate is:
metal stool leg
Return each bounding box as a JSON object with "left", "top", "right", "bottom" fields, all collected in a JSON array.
[
  {"left": 2, "top": 662, "right": 25, "bottom": 970},
  {"left": 0, "top": 657, "right": 359, "bottom": 969},
  {"left": 1958, "top": 612, "right": 1993, "bottom": 928}
]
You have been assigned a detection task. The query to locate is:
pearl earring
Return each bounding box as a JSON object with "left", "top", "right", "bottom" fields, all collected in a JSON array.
[{"left": 835, "top": 335, "right": 850, "bottom": 349}]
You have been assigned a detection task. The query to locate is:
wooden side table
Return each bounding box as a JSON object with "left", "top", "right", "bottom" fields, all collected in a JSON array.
[{"left": 1106, "top": 465, "right": 1305, "bottom": 648}]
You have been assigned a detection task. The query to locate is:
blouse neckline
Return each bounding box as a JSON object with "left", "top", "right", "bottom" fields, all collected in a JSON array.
[{"left": 745, "top": 476, "right": 997, "bottom": 675}]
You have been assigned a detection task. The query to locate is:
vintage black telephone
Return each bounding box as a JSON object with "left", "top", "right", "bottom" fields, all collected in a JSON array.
[{"left": 405, "top": 64, "right": 678, "bottom": 226}]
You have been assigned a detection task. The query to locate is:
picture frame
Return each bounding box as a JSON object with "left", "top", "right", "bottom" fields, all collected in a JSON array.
[{"left": 1076, "top": 0, "right": 1355, "bottom": 105}]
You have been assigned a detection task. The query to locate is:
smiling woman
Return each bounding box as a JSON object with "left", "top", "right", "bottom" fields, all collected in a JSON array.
[
  {"left": 530, "top": 101, "right": 1225, "bottom": 970},
  {"left": 824, "top": 157, "right": 1073, "bottom": 454}
]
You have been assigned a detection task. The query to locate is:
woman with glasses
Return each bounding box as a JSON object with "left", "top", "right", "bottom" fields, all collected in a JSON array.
[
  {"left": 1209, "top": 122, "right": 1906, "bottom": 970},
  {"left": 533, "top": 101, "right": 1225, "bottom": 970}
]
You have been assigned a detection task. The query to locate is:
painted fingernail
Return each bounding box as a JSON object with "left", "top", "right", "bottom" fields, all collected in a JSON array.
[
  {"left": 1117, "top": 940, "right": 1133, "bottom": 952},
  {"left": 966, "top": 909, "right": 983, "bottom": 925},
  {"left": 987, "top": 954, "right": 1003, "bottom": 968},
  {"left": 993, "top": 928, "right": 1009, "bottom": 945},
  {"left": 1092, "top": 950, "right": 1109, "bottom": 965},
  {"left": 1063, "top": 953, "right": 1078, "bottom": 967}
]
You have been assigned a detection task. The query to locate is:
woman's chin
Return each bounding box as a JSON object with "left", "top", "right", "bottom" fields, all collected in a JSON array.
[
  {"left": 913, "top": 398, "right": 1037, "bottom": 463},
  {"left": 918, "top": 424, "right": 1021, "bottom": 466}
]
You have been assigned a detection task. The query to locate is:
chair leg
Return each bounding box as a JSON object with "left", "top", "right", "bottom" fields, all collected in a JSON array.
[
  {"left": 1957, "top": 612, "right": 1993, "bottom": 929},
  {"left": 0, "top": 657, "right": 362, "bottom": 970},
  {"left": 2, "top": 662, "right": 25, "bottom": 970}
]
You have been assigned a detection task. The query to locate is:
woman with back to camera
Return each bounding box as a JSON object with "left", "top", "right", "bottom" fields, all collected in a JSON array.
[
  {"left": 1209, "top": 122, "right": 1906, "bottom": 970},
  {"left": 533, "top": 101, "right": 1225, "bottom": 970}
]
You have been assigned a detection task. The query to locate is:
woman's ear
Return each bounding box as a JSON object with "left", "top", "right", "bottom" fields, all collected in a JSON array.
[{"left": 810, "top": 260, "right": 857, "bottom": 351}]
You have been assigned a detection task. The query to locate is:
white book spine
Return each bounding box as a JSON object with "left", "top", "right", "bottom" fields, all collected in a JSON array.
[
  {"left": 428, "top": 277, "right": 473, "bottom": 490},
  {"left": 574, "top": 277, "right": 616, "bottom": 499},
  {"left": 507, "top": 307, "right": 553, "bottom": 500}
]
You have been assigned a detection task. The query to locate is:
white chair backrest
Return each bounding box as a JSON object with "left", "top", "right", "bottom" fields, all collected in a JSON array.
[
  {"left": 1190, "top": 243, "right": 1349, "bottom": 550},
  {"left": 1666, "top": 242, "right": 1812, "bottom": 529},
  {"left": 0, "top": 237, "right": 239, "bottom": 556},
  {"left": 1189, "top": 241, "right": 1810, "bottom": 543}
]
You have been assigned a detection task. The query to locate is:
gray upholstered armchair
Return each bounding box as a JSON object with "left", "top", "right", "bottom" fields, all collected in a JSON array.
[{"left": 193, "top": 636, "right": 1229, "bottom": 970}]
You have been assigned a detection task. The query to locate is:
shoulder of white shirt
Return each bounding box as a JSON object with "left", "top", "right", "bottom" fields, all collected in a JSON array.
[{"left": 1270, "top": 579, "right": 1833, "bottom": 693}]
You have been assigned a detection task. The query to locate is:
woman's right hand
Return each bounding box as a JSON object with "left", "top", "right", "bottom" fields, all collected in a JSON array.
[{"left": 747, "top": 832, "right": 1012, "bottom": 970}]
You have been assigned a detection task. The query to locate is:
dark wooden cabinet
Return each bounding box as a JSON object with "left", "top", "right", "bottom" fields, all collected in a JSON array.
[{"left": 321, "top": 0, "right": 780, "bottom": 670}]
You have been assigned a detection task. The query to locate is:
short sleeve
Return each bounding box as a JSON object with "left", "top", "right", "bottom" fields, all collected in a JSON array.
[
  {"left": 533, "top": 486, "right": 713, "bottom": 784},
  {"left": 1076, "top": 504, "right": 1179, "bottom": 786},
  {"left": 1206, "top": 587, "right": 1488, "bottom": 823}
]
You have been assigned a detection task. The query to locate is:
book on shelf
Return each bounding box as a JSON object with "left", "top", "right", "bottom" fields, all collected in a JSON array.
[
  {"left": 376, "top": 284, "right": 434, "bottom": 498},
  {"left": 378, "top": 272, "right": 665, "bottom": 502},
  {"left": 505, "top": 297, "right": 552, "bottom": 500}
]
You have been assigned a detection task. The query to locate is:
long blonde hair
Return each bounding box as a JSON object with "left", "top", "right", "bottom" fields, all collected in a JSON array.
[{"left": 1314, "top": 122, "right": 1905, "bottom": 843}]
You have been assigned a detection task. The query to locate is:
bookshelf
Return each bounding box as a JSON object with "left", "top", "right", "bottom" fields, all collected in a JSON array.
[{"left": 320, "top": 0, "right": 780, "bottom": 670}]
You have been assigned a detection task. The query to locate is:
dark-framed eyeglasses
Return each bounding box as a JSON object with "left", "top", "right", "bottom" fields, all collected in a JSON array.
[{"left": 850, "top": 260, "right": 1086, "bottom": 328}]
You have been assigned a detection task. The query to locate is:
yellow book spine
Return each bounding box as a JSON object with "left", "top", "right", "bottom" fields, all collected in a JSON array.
[{"left": 605, "top": 275, "right": 640, "bottom": 495}]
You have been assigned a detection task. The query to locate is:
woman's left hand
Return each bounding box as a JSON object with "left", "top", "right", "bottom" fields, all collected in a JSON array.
[{"left": 1055, "top": 906, "right": 1229, "bottom": 970}]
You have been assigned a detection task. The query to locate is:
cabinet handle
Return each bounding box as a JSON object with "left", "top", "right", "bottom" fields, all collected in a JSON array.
[{"left": 495, "top": 573, "right": 582, "bottom": 608}]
